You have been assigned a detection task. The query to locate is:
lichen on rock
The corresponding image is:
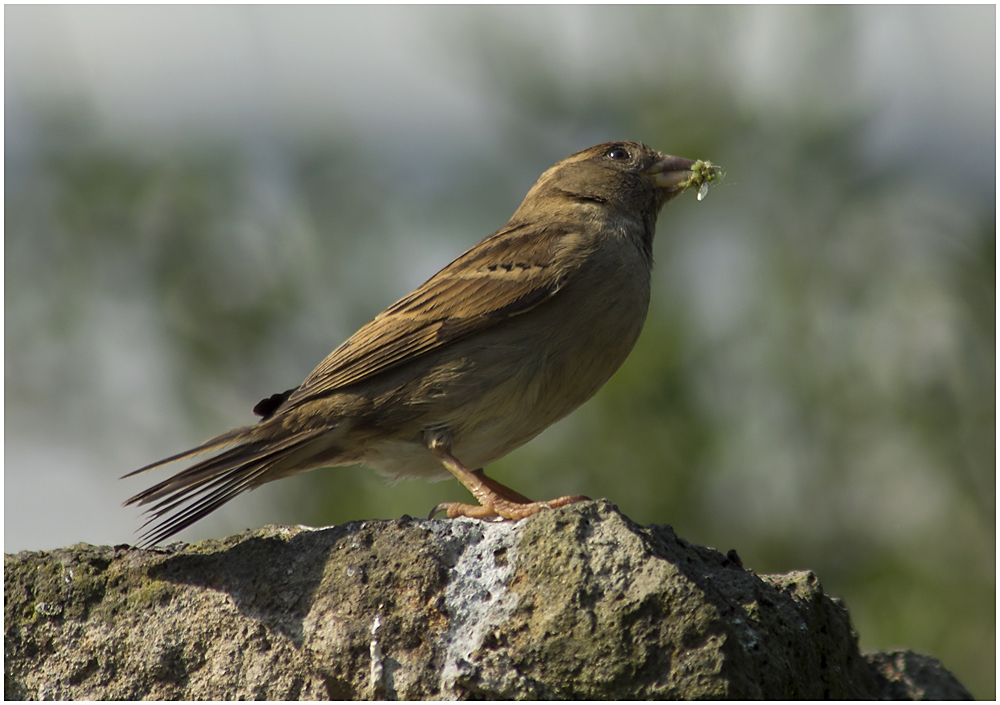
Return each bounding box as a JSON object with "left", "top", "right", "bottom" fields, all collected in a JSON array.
[{"left": 3, "top": 501, "right": 972, "bottom": 700}]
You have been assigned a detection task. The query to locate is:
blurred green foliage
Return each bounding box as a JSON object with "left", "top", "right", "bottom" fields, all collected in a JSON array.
[{"left": 6, "top": 6, "right": 993, "bottom": 697}]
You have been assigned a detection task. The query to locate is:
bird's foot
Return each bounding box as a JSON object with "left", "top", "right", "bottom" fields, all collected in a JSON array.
[
  {"left": 428, "top": 494, "right": 590, "bottom": 520},
  {"left": 424, "top": 436, "right": 589, "bottom": 520}
]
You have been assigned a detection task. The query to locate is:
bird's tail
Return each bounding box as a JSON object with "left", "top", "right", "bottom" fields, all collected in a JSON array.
[{"left": 122, "top": 424, "right": 333, "bottom": 547}]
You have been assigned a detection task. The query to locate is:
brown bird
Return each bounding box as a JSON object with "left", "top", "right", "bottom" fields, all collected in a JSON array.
[{"left": 123, "top": 141, "right": 717, "bottom": 546}]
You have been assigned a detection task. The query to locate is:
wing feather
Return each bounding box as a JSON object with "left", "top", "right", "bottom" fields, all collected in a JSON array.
[{"left": 282, "top": 222, "right": 583, "bottom": 406}]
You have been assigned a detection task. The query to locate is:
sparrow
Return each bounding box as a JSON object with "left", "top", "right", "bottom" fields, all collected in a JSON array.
[{"left": 123, "top": 141, "right": 718, "bottom": 546}]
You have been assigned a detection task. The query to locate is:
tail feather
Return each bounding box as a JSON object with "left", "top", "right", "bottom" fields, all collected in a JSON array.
[
  {"left": 125, "top": 435, "right": 287, "bottom": 508},
  {"left": 124, "top": 428, "right": 333, "bottom": 547},
  {"left": 134, "top": 457, "right": 275, "bottom": 547},
  {"left": 120, "top": 425, "right": 254, "bottom": 480}
]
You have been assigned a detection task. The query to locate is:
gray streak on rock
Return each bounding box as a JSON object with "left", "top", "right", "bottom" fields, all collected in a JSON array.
[{"left": 425, "top": 518, "right": 521, "bottom": 697}]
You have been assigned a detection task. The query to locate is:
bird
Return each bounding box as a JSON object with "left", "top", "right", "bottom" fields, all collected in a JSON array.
[{"left": 123, "top": 141, "right": 718, "bottom": 546}]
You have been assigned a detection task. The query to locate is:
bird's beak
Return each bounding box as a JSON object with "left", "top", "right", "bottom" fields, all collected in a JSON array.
[{"left": 646, "top": 155, "right": 697, "bottom": 191}]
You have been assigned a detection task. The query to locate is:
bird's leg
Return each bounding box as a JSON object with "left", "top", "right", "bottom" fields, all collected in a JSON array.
[
  {"left": 425, "top": 436, "right": 589, "bottom": 520},
  {"left": 473, "top": 469, "right": 533, "bottom": 504}
]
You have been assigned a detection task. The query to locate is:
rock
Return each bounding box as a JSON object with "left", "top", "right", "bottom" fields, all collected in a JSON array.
[
  {"left": 3, "top": 500, "right": 972, "bottom": 699},
  {"left": 866, "top": 650, "right": 975, "bottom": 700}
]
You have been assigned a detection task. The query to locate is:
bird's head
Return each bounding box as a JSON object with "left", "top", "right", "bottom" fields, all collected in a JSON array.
[{"left": 511, "top": 141, "right": 700, "bottom": 226}]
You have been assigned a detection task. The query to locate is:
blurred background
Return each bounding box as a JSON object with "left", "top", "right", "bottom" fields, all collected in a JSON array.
[{"left": 5, "top": 5, "right": 994, "bottom": 697}]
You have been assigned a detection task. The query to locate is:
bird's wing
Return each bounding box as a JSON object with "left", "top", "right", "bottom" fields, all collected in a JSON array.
[{"left": 282, "top": 222, "right": 586, "bottom": 405}]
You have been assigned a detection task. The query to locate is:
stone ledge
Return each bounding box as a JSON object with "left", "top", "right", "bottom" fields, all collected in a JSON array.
[{"left": 3, "top": 500, "right": 972, "bottom": 699}]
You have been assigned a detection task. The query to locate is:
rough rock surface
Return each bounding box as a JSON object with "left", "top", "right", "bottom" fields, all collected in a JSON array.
[{"left": 4, "top": 500, "right": 972, "bottom": 700}]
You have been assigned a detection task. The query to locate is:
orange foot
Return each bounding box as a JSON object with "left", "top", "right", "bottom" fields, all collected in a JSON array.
[{"left": 427, "top": 465, "right": 589, "bottom": 519}]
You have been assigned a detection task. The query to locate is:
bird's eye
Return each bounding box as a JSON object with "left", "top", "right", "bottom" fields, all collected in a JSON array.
[{"left": 606, "top": 146, "right": 632, "bottom": 161}]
